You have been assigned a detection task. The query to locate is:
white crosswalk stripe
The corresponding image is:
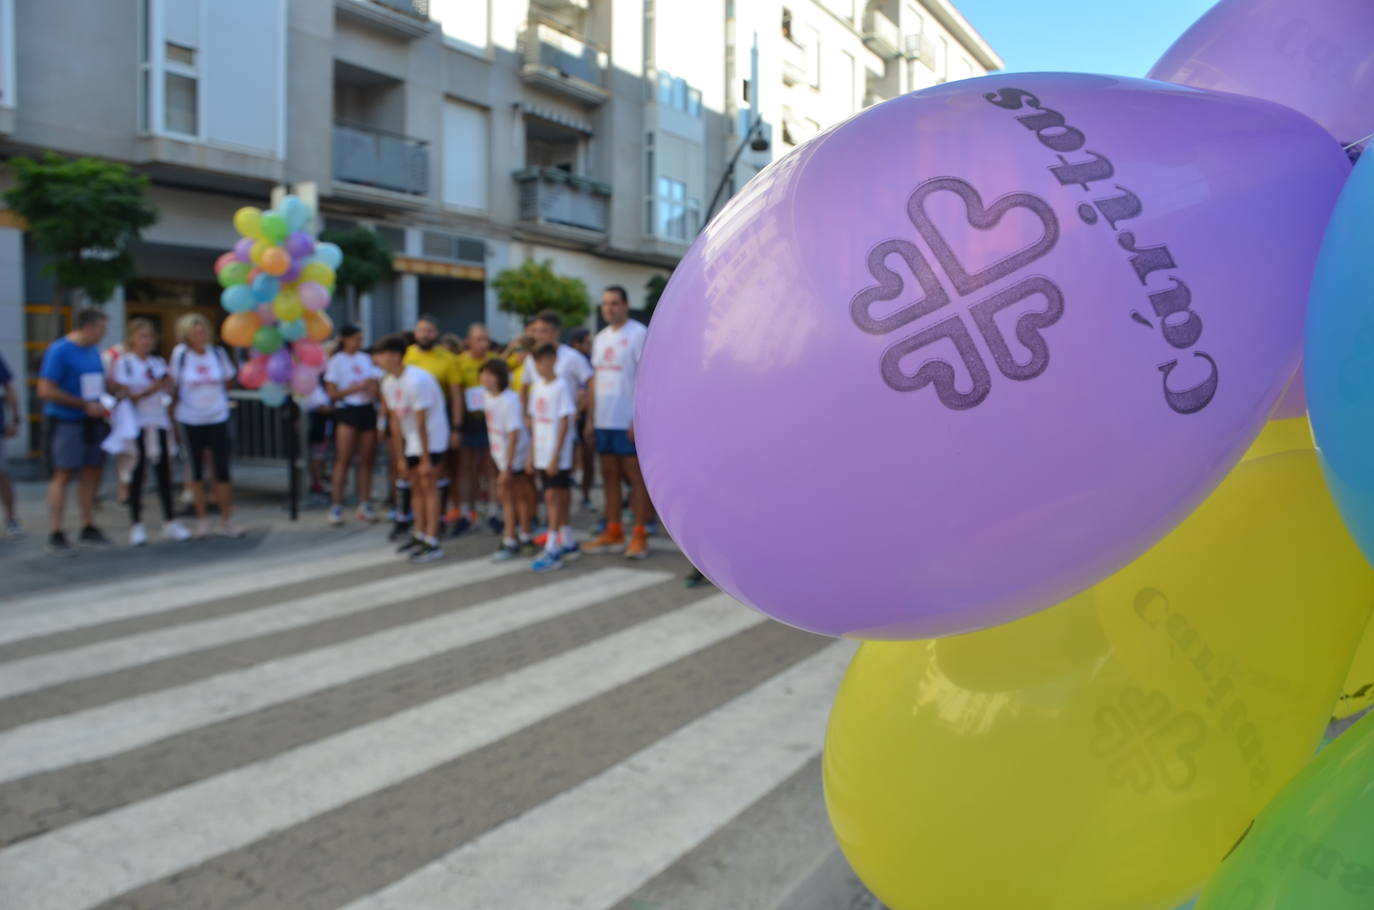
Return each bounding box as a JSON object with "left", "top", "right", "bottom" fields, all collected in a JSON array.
[
  {"left": 0, "top": 568, "right": 671, "bottom": 783},
  {"left": 0, "top": 538, "right": 846, "bottom": 910},
  {"left": 0, "top": 554, "right": 525, "bottom": 699},
  {"left": 346, "top": 642, "right": 854, "bottom": 910}
]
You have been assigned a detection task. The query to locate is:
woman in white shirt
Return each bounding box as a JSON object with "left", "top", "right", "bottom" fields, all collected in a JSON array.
[
  {"left": 323, "top": 324, "right": 381, "bottom": 525},
  {"left": 169, "top": 313, "right": 243, "bottom": 539},
  {"left": 111, "top": 319, "right": 191, "bottom": 546}
]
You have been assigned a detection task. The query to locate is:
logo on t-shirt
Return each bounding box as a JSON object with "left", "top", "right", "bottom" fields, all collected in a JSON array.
[
  {"left": 850, "top": 176, "right": 1062, "bottom": 412},
  {"left": 602, "top": 347, "right": 616, "bottom": 363},
  {"left": 196, "top": 364, "right": 210, "bottom": 376}
]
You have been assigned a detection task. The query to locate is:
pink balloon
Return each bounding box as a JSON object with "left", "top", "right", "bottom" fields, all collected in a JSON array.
[
  {"left": 214, "top": 251, "right": 236, "bottom": 275},
  {"left": 255, "top": 302, "right": 279, "bottom": 326},
  {"left": 238, "top": 357, "right": 268, "bottom": 390},
  {"left": 293, "top": 339, "right": 325, "bottom": 367},
  {"left": 298, "top": 281, "right": 330, "bottom": 312},
  {"left": 635, "top": 73, "right": 1348, "bottom": 639},
  {"left": 290, "top": 364, "right": 319, "bottom": 397},
  {"left": 1150, "top": 0, "right": 1374, "bottom": 148}
]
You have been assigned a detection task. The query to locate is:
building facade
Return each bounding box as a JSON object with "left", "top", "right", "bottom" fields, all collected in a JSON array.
[{"left": 0, "top": 0, "right": 998, "bottom": 459}]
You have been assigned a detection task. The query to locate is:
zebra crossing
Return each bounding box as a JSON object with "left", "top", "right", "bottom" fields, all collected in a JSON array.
[{"left": 0, "top": 534, "right": 852, "bottom": 909}]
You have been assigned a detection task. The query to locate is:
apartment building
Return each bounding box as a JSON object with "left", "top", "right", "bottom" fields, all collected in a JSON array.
[{"left": 0, "top": 0, "right": 997, "bottom": 459}]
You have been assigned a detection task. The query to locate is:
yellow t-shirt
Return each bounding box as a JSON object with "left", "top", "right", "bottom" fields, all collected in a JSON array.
[
  {"left": 455, "top": 351, "right": 500, "bottom": 390},
  {"left": 403, "top": 345, "right": 460, "bottom": 391},
  {"left": 507, "top": 351, "right": 528, "bottom": 393}
]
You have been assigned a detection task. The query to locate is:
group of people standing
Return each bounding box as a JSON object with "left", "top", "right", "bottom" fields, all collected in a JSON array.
[
  {"left": 34, "top": 307, "right": 244, "bottom": 555},
  {"left": 319, "top": 285, "right": 651, "bottom": 569}
]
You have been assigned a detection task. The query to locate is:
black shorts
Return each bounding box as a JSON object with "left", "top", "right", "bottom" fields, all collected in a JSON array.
[
  {"left": 184, "top": 421, "right": 232, "bottom": 483},
  {"left": 335, "top": 404, "right": 378, "bottom": 432},
  {"left": 308, "top": 412, "right": 332, "bottom": 446},
  {"left": 538, "top": 469, "right": 573, "bottom": 493},
  {"left": 406, "top": 450, "right": 447, "bottom": 469}
]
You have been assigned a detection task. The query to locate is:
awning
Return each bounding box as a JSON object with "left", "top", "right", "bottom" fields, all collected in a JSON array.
[{"left": 516, "top": 102, "right": 594, "bottom": 136}]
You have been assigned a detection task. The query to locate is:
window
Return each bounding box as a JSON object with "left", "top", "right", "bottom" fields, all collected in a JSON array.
[
  {"left": 160, "top": 13, "right": 199, "bottom": 137},
  {"left": 803, "top": 26, "right": 820, "bottom": 88},
  {"left": 781, "top": 7, "right": 793, "bottom": 42},
  {"left": 654, "top": 69, "right": 702, "bottom": 118},
  {"left": 842, "top": 50, "right": 856, "bottom": 114},
  {"left": 443, "top": 99, "right": 490, "bottom": 212},
  {"left": 164, "top": 72, "right": 198, "bottom": 136},
  {"left": 651, "top": 175, "right": 699, "bottom": 242}
]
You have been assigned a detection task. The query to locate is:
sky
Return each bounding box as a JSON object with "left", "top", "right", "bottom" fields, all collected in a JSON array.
[{"left": 953, "top": 0, "right": 1219, "bottom": 77}]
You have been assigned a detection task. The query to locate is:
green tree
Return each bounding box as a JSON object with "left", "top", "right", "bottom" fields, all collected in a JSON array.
[
  {"left": 319, "top": 226, "right": 395, "bottom": 298},
  {"left": 2, "top": 153, "right": 157, "bottom": 309},
  {"left": 492, "top": 258, "right": 590, "bottom": 327},
  {"left": 642, "top": 271, "right": 671, "bottom": 323}
]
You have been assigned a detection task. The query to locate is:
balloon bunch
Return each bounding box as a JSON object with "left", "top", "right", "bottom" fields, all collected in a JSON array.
[
  {"left": 214, "top": 194, "right": 344, "bottom": 407},
  {"left": 633, "top": 3, "right": 1374, "bottom": 910}
]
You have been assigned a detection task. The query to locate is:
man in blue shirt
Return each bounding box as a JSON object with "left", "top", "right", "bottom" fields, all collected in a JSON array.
[
  {"left": 38, "top": 308, "right": 111, "bottom": 555},
  {"left": 0, "top": 349, "right": 20, "bottom": 538}
]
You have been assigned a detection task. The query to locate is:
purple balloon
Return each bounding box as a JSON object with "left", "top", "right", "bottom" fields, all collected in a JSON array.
[
  {"left": 281, "top": 261, "right": 302, "bottom": 284},
  {"left": 285, "top": 231, "right": 316, "bottom": 260},
  {"left": 1150, "top": 0, "right": 1374, "bottom": 148},
  {"left": 233, "top": 237, "right": 254, "bottom": 263},
  {"left": 266, "top": 349, "right": 294, "bottom": 384},
  {"left": 635, "top": 73, "right": 1348, "bottom": 640}
]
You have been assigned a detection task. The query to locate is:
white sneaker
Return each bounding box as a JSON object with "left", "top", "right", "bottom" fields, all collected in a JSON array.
[
  {"left": 194, "top": 519, "right": 211, "bottom": 540},
  {"left": 217, "top": 519, "right": 246, "bottom": 539},
  {"left": 129, "top": 523, "right": 148, "bottom": 547},
  {"left": 163, "top": 520, "right": 192, "bottom": 542},
  {"left": 328, "top": 505, "right": 344, "bottom": 527},
  {"left": 4, "top": 519, "right": 23, "bottom": 539},
  {"left": 356, "top": 502, "right": 378, "bottom": 523}
]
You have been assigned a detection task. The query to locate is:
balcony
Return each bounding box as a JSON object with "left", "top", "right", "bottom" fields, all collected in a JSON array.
[
  {"left": 333, "top": 122, "right": 429, "bottom": 196},
  {"left": 513, "top": 168, "right": 611, "bottom": 235},
  {"left": 781, "top": 38, "right": 809, "bottom": 86},
  {"left": 518, "top": 18, "right": 609, "bottom": 106},
  {"left": 863, "top": 10, "right": 901, "bottom": 59},
  {"left": 335, "top": 0, "right": 431, "bottom": 40},
  {"left": 905, "top": 32, "right": 938, "bottom": 70}
]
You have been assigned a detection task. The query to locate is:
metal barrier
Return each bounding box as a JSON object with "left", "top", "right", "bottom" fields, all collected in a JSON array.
[{"left": 228, "top": 391, "right": 305, "bottom": 520}]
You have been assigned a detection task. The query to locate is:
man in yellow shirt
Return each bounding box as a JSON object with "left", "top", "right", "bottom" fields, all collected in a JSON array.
[
  {"left": 453, "top": 323, "right": 501, "bottom": 534},
  {"left": 403, "top": 314, "right": 463, "bottom": 532}
]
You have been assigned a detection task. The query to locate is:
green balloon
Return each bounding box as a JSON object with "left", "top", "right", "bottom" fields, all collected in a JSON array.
[
  {"left": 217, "top": 261, "right": 250, "bottom": 288},
  {"left": 260, "top": 212, "right": 289, "bottom": 244},
  {"left": 251, "top": 325, "right": 284, "bottom": 355},
  {"left": 1196, "top": 711, "right": 1374, "bottom": 910}
]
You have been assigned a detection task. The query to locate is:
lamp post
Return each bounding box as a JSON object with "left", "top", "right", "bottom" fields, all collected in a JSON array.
[{"left": 703, "top": 33, "right": 769, "bottom": 227}]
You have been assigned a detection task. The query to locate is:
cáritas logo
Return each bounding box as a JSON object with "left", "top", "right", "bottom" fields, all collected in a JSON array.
[{"left": 850, "top": 176, "right": 1064, "bottom": 410}]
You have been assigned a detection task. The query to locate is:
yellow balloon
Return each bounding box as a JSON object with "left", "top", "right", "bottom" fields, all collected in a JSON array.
[
  {"left": 300, "top": 261, "right": 335, "bottom": 289},
  {"left": 1334, "top": 621, "right": 1374, "bottom": 723},
  {"left": 824, "top": 420, "right": 1374, "bottom": 910},
  {"left": 250, "top": 239, "right": 270, "bottom": 266},
  {"left": 272, "top": 289, "right": 303, "bottom": 323},
  {"left": 233, "top": 206, "right": 264, "bottom": 240}
]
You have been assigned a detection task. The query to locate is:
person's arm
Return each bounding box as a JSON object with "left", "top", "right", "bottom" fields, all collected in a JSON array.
[
  {"left": 37, "top": 379, "right": 103, "bottom": 417},
  {"left": 502, "top": 429, "right": 517, "bottom": 479},
  {"left": 414, "top": 406, "right": 433, "bottom": 479},
  {"left": 550, "top": 413, "right": 569, "bottom": 473}
]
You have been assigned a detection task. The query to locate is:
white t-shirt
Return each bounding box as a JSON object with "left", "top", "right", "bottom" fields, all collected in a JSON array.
[
  {"left": 484, "top": 388, "right": 530, "bottom": 472},
  {"left": 113, "top": 353, "right": 172, "bottom": 429},
  {"left": 172, "top": 347, "right": 233, "bottom": 426},
  {"left": 324, "top": 352, "right": 380, "bottom": 407},
  {"left": 527, "top": 375, "right": 576, "bottom": 471},
  {"left": 555, "top": 344, "right": 594, "bottom": 392},
  {"left": 592, "top": 319, "right": 648, "bottom": 430},
  {"left": 382, "top": 365, "right": 450, "bottom": 457}
]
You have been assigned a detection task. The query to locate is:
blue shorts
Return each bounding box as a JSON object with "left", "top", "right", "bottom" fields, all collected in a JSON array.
[
  {"left": 48, "top": 418, "right": 106, "bottom": 471},
  {"left": 595, "top": 429, "right": 637, "bottom": 456}
]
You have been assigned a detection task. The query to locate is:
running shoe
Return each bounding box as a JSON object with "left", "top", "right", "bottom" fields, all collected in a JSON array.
[
  {"left": 194, "top": 519, "right": 212, "bottom": 540},
  {"left": 583, "top": 526, "right": 625, "bottom": 554},
  {"left": 328, "top": 505, "right": 344, "bottom": 527},
  {"left": 491, "top": 542, "right": 520, "bottom": 562},
  {"left": 531, "top": 550, "right": 563, "bottom": 572},
  {"left": 388, "top": 521, "right": 413, "bottom": 542},
  {"left": 79, "top": 525, "right": 112, "bottom": 547},
  {"left": 450, "top": 515, "right": 473, "bottom": 538},
  {"left": 163, "top": 520, "right": 192, "bottom": 542},
  {"left": 47, "top": 531, "right": 75, "bottom": 557},
  {"left": 625, "top": 530, "right": 649, "bottom": 560},
  {"left": 396, "top": 536, "right": 423, "bottom": 555},
  {"left": 217, "top": 520, "right": 246, "bottom": 539},
  {"left": 5, "top": 519, "right": 24, "bottom": 539},
  {"left": 130, "top": 523, "right": 148, "bottom": 547},
  {"left": 409, "top": 543, "right": 446, "bottom": 564},
  {"left": 356, "top": 502, "right": 378, "bottom": 523},
  {"left": 486, "top": 514, "right": 503, "bottom": 534},
  {"left": 559, "top": 541, "right": 581, "bottom": 562},
  {"left": 645, "top": 521, "right": 659, "bottom": 537}
]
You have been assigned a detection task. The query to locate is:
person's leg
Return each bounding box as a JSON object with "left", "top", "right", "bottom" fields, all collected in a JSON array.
[
  {"left": 77, "top": 465, "right": 101, "bottom": 528},
  {"left": 586, "top": 445, "right": 625, "bottom": 551},
  {"left": 129, "top": 433, "right": 149, "bottom": 526},
  {"left": 154, "top": 431, "right": 176, "bottom": 523},
  {"left": 458, "top": 445, "right": 478, "bottom": 519},
  {"left": 420, "top": 466, "right": 440, "bottom": 541},
  {"left": 47, "top": 468, "right": 70, "bottom": 534},
  {"left": 357, "top": 429, "right": 376, "bottom": 504},
  {"left": 332, "top": 423, "right": 357, "bottom": 507},
  {"left": 184, "top": 424, "right": 210, "bottom": 524},
  {"left": 622, "top": 455, "right": 651, "bottom": 558},
  {"left": 210, "top": 423, "right": 234, "bottom": 524},
  {"left": 555, "top": 482, "right": 573, "bottom": 551},
  {"left": 515, "top": 474, "right": 534, "bottom": 539},
  {"left": 498, "top": 473, "right": 515, "bottom": 542},
  {"left": 0, "top": 468, "right": 14, "bottom": 525}
]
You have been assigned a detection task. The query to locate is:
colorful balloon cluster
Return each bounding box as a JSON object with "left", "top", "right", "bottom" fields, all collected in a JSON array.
[
  {"left": 633, "top": 2, "right": 1374, "bottom": 909},
  {"left": 213, "top": 195, "right": 343, "bottom": 407}
]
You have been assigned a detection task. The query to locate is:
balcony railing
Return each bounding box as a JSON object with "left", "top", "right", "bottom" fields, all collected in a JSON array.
[
  {"left": 519, "top": 18, "right": 609, "bottom": 105},
  {"left": 333, "top": 122, "right": 429, "bottom": 196},
  {"left": 371, "top": 0, "right": 428, "bottom": 18},
  {"left": 863, "top": 10, "right": 901, "bottom": 58},
  {"left": 513, "top": 167, "right": 611, "bottom": 234},
  {"left": 905, "top": 32, "right": 938, "bottom": 71}
]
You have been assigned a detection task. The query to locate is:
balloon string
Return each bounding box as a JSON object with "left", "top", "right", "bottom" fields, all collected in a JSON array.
[{"left": 1342, "top": 131, "right": 1374, "bottom": 151}]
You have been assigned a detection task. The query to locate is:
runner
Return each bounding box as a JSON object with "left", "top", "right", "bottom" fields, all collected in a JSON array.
[
  {"left": 37, "top": 308, "right": 112, "bottom": 556},
  {"left": 404, "top": 315, "right": 462, "bottom": 535},
  {"left": 583, "top": 286, "right": 651, "bottom": 559},
  {"left": 324, "top": 324, "right": 380, "bottom": 526},
  {"left": 169, "top": 313, "right": 244, "bottom": 540},
  {"left": 374, "top": 334, "right": 449, "bottom": 564},
  {"left": 479, "top": 359, "right": 533, "bottom": 561},
  {"left": 526, "top": 344, "right": 578, "bottom": 572},
  {"left": 567, "top": 327, "right": 596, "bottom": 513},
  {"left": 110, "top": 318, "right": 190, "bottom": 545},
  {"left": 455, "top": 323, "right": 501, "bottom": 534}
]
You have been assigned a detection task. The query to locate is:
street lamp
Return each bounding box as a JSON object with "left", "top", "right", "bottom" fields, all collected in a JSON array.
[{"left": 703, "top": 33, "right": 769, "bottom": 227}]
